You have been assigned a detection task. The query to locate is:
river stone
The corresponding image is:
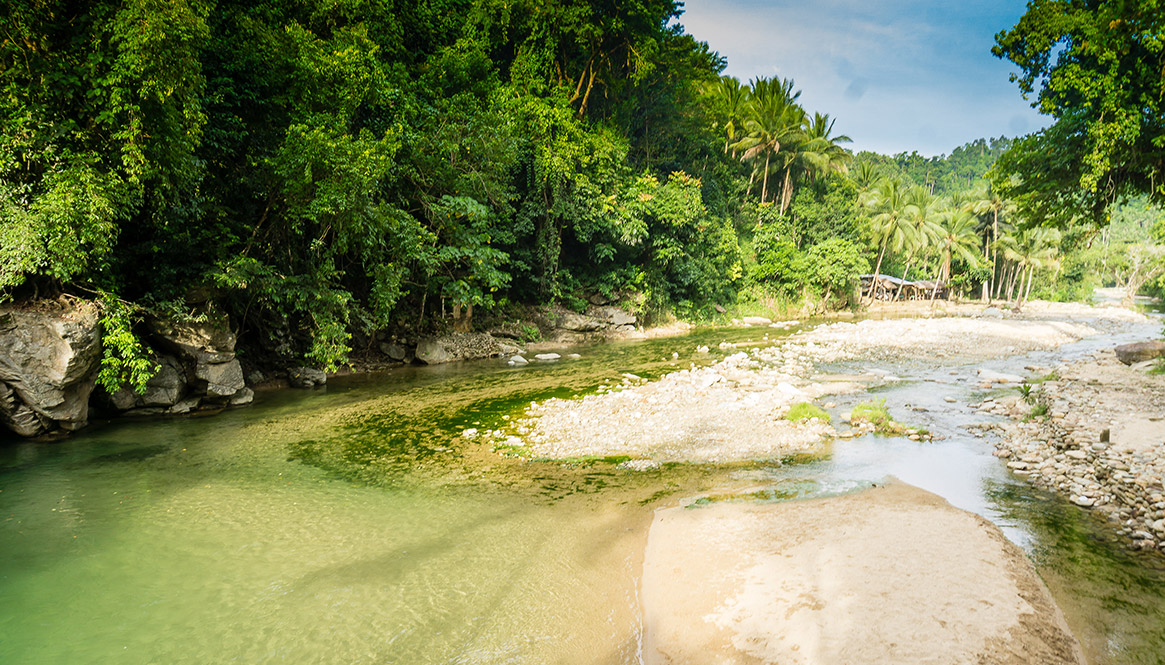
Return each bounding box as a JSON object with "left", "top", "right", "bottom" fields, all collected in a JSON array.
[
  {"left": 1114, "top": 341, "right": 1165, "bottom": 365},
  {"left": 288, "top": 366, "right": 326, "bottom": 388},
  {"left": 977, "top": 368, "right": 1025, "bottom": 383},
  {"left": 535, "top": 353, "right": 561, "bottom": 361},
  {"left": 742, "top": 316, "right": 772, "bottom": 326},
  {"left": 415, "top": 338, "right": 450, "bottom": 365},
  {"left": 0, "top": 301, "right": 102, "bottom": 436},
  {"left": 510, "top": 355, "right": 529, "bottom": 365}
]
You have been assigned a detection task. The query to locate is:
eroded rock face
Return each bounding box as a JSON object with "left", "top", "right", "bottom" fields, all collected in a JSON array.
[{"left": 0, "top": 302, "right": 102, "bottom": 437}]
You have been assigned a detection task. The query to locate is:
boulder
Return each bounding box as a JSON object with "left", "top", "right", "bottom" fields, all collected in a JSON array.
[
  {"left": 553, "top": 310, "right": 604, "bottom": 332},
  {"left": 141, "top": 357, "right": 186, "bottom": 407},
  {"left": 288, "top": 366, "right": 327, "bottom": 389},
  {"left": 1114, "top": 340, "right": 1165, "bottom": 365},
  {"left": 229, "top": 387, "right": 254, "bottom": 406},
  {"left": 196, "top": 358, "right": 246, "bottom": 397},
  {"left": 415, "top": 338, "right": 451, "bottom": 365},
  {"left": 587, "top": 305, "right": 637, "bottom": 328},
  {"left": 380, "top": 342, "right": 408, "bottom": 361},
  {"left": 0, "top": 301, "right": 102, "bottom": 436},
  {"left": 148, "top": 314, "right": 236, "bottom": 364},
  {"left": 510, "top": 355, "right": 529, "bottom": 365}
]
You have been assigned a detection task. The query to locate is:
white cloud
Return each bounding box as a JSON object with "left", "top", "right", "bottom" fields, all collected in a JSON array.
[{"left": 679, "top": 0, "right": 1048, "bottom": 156}]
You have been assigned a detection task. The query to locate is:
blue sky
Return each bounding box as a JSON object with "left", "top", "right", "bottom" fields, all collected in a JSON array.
[{"left": 678, "top": 0, "right": 1049, "bottom": 157}]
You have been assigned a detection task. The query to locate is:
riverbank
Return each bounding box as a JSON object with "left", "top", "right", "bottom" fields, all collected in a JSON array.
[
  {"left": 990, "top": 348, "right": 1165, "bottom": 553},
  {"left": 643, "top": 481, "right": 1085, "bottom": 664}
]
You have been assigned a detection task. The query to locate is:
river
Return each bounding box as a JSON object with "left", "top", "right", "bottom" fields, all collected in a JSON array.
[{"left": 1, "top": 317, "right": 1164, "bottom": 664}]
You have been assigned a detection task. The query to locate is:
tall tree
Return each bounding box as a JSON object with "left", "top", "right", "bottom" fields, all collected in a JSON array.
[{"left": 993, "top": 0, "right": 1165, "bottom": 226}]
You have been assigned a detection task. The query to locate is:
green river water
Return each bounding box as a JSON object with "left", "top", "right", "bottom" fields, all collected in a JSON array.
[{"left": 2, "top": 323, "right": 1164, "bottom": 664}]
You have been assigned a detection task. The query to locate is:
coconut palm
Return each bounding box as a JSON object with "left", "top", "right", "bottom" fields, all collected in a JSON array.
[
  {"left": 891, "top": 187, "right": 945, "bottom": 300},
  {"left": 929, "top": 207, "right": 983, "bottom": 300},
  {"left": 999, "top": 227, "right": 1061, "bottom": 308},
  {"left": 702, "top": 76, "right": 750, "bottom": 156},
  {"left": 860, "top": 178, "right": 918, "bottom": 303},
  {"left": 968, "top": 182, "right": 1010, "bottom": 301},
  {"left": 774, "top": 112, "right": 853, "bottom": 215},
  {"left": 732, "top": 76, "right": 804, "bottom": 205}
]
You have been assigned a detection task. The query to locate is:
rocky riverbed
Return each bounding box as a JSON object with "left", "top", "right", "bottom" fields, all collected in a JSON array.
[
  {"left": 510, "top": 300, "right": 1151, "bottom": 466},
  {"left": 988, "top": 349, "right": 1165, "bottom": 553}
]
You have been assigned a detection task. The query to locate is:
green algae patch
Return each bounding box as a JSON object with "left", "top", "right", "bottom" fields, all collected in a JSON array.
[{"left": 785, "top": 402, "right": 831, "bottom": 423}]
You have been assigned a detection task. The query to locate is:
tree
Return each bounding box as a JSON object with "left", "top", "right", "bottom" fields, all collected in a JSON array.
[
  {"left": 993, "top": 0, "right": 1165, "bottom": 226},
  {"left": 733, "top": 77, "right": 804, "bottom": 205},
  {"left": 861, "top": 179, "right": 918, "bottom": 303},
  {"left": 931, "top": 207, "right": 983, "bottom": 300}
]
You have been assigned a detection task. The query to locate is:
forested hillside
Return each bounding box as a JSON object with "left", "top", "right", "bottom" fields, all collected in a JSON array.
[
  {"left": 2, "top": 0, "right": 1161, "bottom": 388},
  {"left": 0, "top": 0, "right": 857, "bottom": 379}
]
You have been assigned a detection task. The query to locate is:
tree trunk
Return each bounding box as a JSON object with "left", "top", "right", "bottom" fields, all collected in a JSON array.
[
  {"left": 760, "top": 152, "right": 771, "bottom": 203},
  {"left": 778, "top": 169, "right": 793, "bottom": 216},
  {"left": 867, "top": 239, "right": 889, "bottom": 304},
  {"left": 990, "top": 210, "right": 999, "bottom": 301},
  {"left": 1023, "top": 265, "right": 1035, "bottom": 304},
  {"left": 894, "top": 262, "right": 913, "bottom": 301}
]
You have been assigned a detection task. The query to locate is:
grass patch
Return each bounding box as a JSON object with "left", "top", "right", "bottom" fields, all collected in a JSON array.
[
  {"left": 785, "top": 401, "right": 831, "bottom": 423},
  {"left": 850, "top": 399, "right": 907, "bottom": 435},
  {"left": 1150, "top": 360, "right": 1165, "bottom": 376},
  {"left": 1026, "top": 371, "right": 1059, "bottom": 384}
]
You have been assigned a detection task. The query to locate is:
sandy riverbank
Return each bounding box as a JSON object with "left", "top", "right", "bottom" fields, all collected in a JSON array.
[{"left": 642, "top": 482, "right": 1085, "bottom": 665}]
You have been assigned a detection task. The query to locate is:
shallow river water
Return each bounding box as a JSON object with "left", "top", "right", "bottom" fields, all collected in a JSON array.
[{"left": 2, "top": 318, "right": 1164, "bottom": 664}]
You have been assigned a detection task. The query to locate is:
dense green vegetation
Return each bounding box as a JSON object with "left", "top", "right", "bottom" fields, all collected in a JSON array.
[{"left": 1, "top": 0, "right": 1162, "bottom": 382}]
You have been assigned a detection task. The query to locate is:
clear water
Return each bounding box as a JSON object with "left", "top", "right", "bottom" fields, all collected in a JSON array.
[{"left": 1, "top": 319, "right": 1164, "bottom": 664}]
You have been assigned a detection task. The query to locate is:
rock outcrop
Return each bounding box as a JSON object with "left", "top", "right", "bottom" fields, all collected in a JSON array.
[
  {"left": 0, "top": 301, "right": 102, "bottom": 436},
  {"left": 415, "top": 332, "right": 521, "bottom": 366},
  {"left": 1115, "top": 340, "right": 1165, "bottom": 365},
  {"left": 102, "top": 311, "right": 253, "bottom": 418}
]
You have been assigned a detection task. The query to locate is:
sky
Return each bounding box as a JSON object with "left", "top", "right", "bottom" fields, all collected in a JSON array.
[{"left": 678, "top": 0, "right": 1049, "bottom": 157}]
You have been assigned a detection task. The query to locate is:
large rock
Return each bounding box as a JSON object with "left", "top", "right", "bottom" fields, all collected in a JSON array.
[
  {"left": 105, "top": 355, "right": 188, "bottom": 411},
  {"left": 588, "top": 305, "right": 636, "bottom": 328},
  {"left": 196, "top": 358, "right": 246, "bottom": 397},
  {"left": 1115, "top": 340, "right": 1165, "bottom": 365},
  {"left": 415, "top": 338, "right": 451, "bottom": 365},
  {"left": 552, "top": 310, "right": 604, "bottom": 332},
  {"left": 0, "top": 302, "right": 102, "bottom": 436},
  {"left": 288, "top": 366, "right": 327, "bottom": 389},
  {"left": 416, "top": 333, "right": 506, "bottom": 365},
  {"left": 148, "top": 314, "right": 237, "bottom": 363}
]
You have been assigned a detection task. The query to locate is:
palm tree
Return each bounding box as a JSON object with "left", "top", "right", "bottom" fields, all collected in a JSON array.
[
  {"left": 851, "top": 161, "right": 879, "bottom": 191},
  {"left": 732, "top": 77, "right": 804, "bottom": 205},
  {"left": 891, "top": 187, "right": 944, "bottom": 300},
  {"left": 968, "top": 182, "right": 1009, "bottom": 301},
  {"left": 930, "top": 207, "right": 982, "bottom": 300},
  {"left": 861, "top": 178, "right": 918, "bottom": 303},
  {"left": 703, "top": 76, "right": 749, "bottom": 156},
  {"left": 775, "top": 112, "right": 853, "bottom": 215},
  {"left": 999, "top": 227, "right": 1061, "bottom": 308}
]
